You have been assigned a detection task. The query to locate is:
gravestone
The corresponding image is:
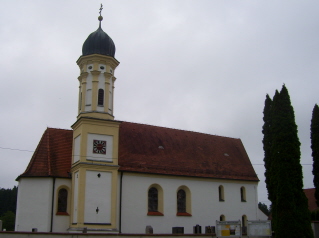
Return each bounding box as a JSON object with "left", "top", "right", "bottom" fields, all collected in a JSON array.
[
  {"left": 172, "top": 227, "right": 184, "bottom": 234},
  {"left": 145, "top": 225, "right": 153, "bottom": 234},
  {"left": 205, "top": 226, "right": 215, "bottom": 234},
  {"left": 193, "top": 224, "right": 202, "bottom": 234}
]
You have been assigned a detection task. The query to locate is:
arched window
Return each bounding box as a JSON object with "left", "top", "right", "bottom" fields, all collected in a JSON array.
[
  {"left": 220, "top": 215, "right": 225, "bottom": 221},
  {"left": 148, "top": 187, "right": 158, "bottom": 212},
  {"left": 242, "top": 215, "right": 248, "bottom": 235},
  {"left": 98, "top": 89, "right": 104, "bottom": 106},
  {"left": 57, "top": 188, "right": 68, "bottom": 214},
  {"left": 147, "top": 184, "right": 163, "bottom": 216},
  {"left": 176, "top": 186, "right": 191, "bottom": 216},
  {"left": 219, "top": 185, "right": 225, "bottom": 201},
  {"left": 241, "top": 187, "right": 246, "bottom": 202},
  {"left": 177, "top": 189, "right": 186, "bottom": 213}
]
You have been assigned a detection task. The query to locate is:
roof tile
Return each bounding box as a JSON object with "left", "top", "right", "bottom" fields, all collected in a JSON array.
[
  {"left": 18, "top": 122, "right": 258, "bottom": 182},
  {"left": 18, "top": 128, "right": 72, "bottom": 179},
  {"left": 304, "top": 188, "right": 318, "bottom": 211},
  {"left": 118, "top": 122, "right": 258, "bottom": 181}
]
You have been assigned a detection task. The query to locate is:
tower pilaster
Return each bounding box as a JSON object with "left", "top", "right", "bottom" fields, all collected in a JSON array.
[
  {"left": 76, "top": 54, "right": 119, "bottom": 121},
  {"left": 70, "top": 8, "right": 120, "bottom": 232}
]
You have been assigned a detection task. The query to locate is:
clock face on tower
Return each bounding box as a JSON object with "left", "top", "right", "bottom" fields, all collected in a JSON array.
[{"left": 93, "top": 140, "right": 107, "bottom": 154}]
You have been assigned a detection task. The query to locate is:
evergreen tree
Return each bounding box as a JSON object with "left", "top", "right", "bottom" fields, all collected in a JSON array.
[
  {"left": 258, "top": 202, "right": 270, "bottom": 216},
  {"left": 0, "top": 211, "right": 15, "bottom": 231},
  {"left": 262, "top": 91, "right": 279, "bottom": 202},
  {"left": 0, "top": 186, "right": 17, "bottom": 217},
  {"left": 263, "top": 94, "right": 273, "bottom": 202},
  {"left": 311, "top": 104, "right": 319, "bottom": 207},
  {"left": 263, "top": 85, "right": 313, "bottom": 237}
]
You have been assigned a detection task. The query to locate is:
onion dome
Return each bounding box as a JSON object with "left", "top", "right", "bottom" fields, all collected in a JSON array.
[{"left": 82, "top": 14, "right": 116, "bottom": 57}]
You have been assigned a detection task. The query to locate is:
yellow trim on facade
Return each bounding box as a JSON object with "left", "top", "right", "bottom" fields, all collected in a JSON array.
[
  {"left": 78, "top": 72, "right": 88, "bottom": 115},
  {"left": 70, "top": 166, "right": 118, "bottom": 230},
  {"left": 76, "top": 54, "right": 119, "bottom": 121},
  {"left": 76, "top": 54, "right": 120, "bottom": 71},
  {"left": 72, "top": 117, "right": 120, "bottom": 165},
  {"left": 70, "top": 52, "right": 121, "bottom": 231},
  {"left": 90, "top": 70, "right": 100, "bottom": 111}
]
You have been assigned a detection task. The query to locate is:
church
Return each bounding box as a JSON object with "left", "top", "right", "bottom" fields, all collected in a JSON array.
[{"left": 14, "top": 10, "right": 260, "bottom": 234}]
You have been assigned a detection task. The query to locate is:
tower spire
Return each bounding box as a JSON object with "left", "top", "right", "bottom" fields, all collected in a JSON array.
[{"left": 98, "top": 4, "right": 103, "bottom": 28}]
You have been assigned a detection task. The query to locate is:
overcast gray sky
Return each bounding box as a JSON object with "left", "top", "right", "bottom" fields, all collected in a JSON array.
[{"left": 1, "top": 1, "right": 319, "bottom": 207}]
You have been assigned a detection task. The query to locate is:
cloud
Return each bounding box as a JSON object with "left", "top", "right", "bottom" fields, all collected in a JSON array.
[{"left": 0, "top": 1, "right": 318, "bottom": 207}]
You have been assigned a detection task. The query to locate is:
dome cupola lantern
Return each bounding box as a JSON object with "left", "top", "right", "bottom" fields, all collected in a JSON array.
[
  {"left": 76, "top": 4, "right": 120, "bottom": 121},
  {"left": 82, "top": 4, "right": 116, "bottom": 57}
]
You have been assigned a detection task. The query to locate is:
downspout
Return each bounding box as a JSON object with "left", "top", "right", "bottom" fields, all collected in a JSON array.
[
  {"left": 50, "top": 177, "right": 56, "bottom": 232},
  {"left": 119, "top": 171, "right": 123, "bottom": 233}
]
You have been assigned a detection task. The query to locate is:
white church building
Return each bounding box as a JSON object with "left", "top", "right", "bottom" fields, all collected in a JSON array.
[{"left": 14, "top": 11, "right": 260, "bottom": 234}]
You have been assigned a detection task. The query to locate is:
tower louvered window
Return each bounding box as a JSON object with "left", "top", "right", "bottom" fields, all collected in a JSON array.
[{"left": 98, "top": 89, "right": 104, "bottom": 106}]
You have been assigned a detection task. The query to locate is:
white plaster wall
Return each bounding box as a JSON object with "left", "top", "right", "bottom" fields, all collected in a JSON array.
[
  {"left": 256, "top": 209, "right": 268, "bottom": 220},
  {"left": 120, "top": 173, "right": 259, "bottom": 234},
  {"left": 51, "top": 178, "right": 72, "bottom": 232},
  {"left": 85, "top": 65, "right": 93, "bottom": 111},
  {"left": 73, "top": 171, "right": 79, "bottom": 224},
  {"left": 84, "top": 171, "right": 112, "bottom": 224},
  {"left": 15, "top": 178, "right": 53, "bottom": 232},
  {"left": 73, "top": 135, "right": 81, "bottom": 163},
  {"left": 108, "top": 77, "right": 113, "bottom": 114},
  {"left": 87, "top": 133, "right": 113, "bottom": 161}
]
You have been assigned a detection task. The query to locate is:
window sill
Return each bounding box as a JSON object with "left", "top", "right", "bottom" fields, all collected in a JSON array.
[
  {"left": 56, "top": 212, "right": 69, "bottom": 216},
  {"left": 147, "top": 211, "right": 164, "bottom": 216},
  {"left": 176, "top": 212, "right": 192, "bottom": 216},
  {"left": 241, "top": 200, "right": 247, "bottom": 202},
  {"left": 219, "top": 199, "right": 225, "bottom": 202}
]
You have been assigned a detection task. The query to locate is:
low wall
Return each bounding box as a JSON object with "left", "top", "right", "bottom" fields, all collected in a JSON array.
[{"left": 0, "top": 232, "right": 220, "bottom": 238}]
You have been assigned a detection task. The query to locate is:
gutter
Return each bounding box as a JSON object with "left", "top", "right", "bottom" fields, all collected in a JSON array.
[
  {"left": 119, "top": 171, "right": 123, "bottom": 233},
  {"left": 50, "top": 177, "right": 56, "bottom": 232}
]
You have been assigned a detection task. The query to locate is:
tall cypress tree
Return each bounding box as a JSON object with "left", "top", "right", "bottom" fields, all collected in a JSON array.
[
  {"left": 262, "top": 94, "right": 273, "bottom": 201},
  {"left": 264, "top": 85, "right": 313, "bottom": 237},
  {"left": 311, "top": 104, "right": 319, "bottom": 207}
]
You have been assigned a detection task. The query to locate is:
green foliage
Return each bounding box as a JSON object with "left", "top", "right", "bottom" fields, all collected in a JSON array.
[
  {"left": 258, "top": 202, "right": 270, "bottom": 216},
  {"left": 262, "top": 94, "right": 273, "bottom": 201},
  {"left": 310, "top": 210, "right": 319, "bottom": 221},
  {"left": 0, "top": 186, "right": 17, "bottom": 231},
  {"left": 0, "top": 211, "right": 15, "bottom": 231},
  {"left": 0, "top": 186, "right": 17, "bottom": 217},
  {"left": 262, "top": 85, "right": 313, "bottom": 238},
  {"left": 311, "top": 104, "right": 319, "bottom": 207}
]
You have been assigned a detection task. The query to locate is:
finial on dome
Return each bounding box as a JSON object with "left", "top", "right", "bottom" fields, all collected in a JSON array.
[{"left": 98, "top": 4, "right": 103, "bottom": 28}]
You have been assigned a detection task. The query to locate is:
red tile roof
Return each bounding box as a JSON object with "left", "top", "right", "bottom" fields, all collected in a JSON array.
[
  {"left": 119, "top": 122, "right": 258, "bottom": 181},
  {"left": 18, "top": 128, "right": 73, "bottom": 179},
  {"left": 18, "top": 122, "right": 258, "bottom": 182},
  {"left": 304, "top": 188, "right": 318, "bottom": 211}
]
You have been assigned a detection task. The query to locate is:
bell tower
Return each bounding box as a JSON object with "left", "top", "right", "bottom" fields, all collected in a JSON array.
[
  {"left": 76, "top": 7, "right": 119, "bottom": 121},
  {"left": 70, "top": 5, "right": 120, "bottom": 232}
]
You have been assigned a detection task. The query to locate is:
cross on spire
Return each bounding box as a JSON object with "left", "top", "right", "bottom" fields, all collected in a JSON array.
[
  {"left": 99, "top": 4, "right": 103, "bottom": 16},
  {"left": 98, "top": 4, "right": 103, "bottom": 28}
]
